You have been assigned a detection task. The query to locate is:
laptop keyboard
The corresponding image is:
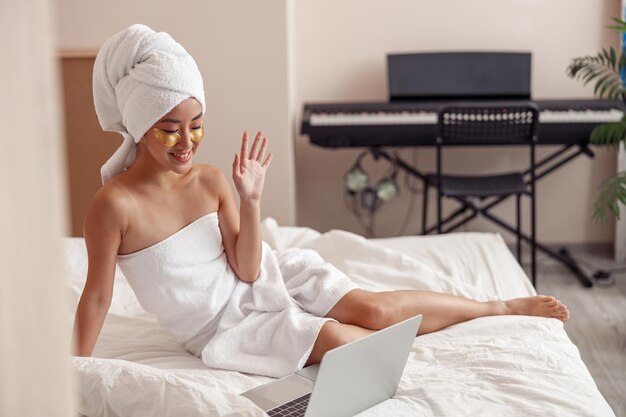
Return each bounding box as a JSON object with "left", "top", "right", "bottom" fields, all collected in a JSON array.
[{"left": 267, "top": 393, "right": 311, "bottom": 417}]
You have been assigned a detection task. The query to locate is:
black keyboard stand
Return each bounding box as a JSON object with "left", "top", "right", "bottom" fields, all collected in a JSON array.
[{"left": 371, "top": 144, "right": 595, "bottom": 288}]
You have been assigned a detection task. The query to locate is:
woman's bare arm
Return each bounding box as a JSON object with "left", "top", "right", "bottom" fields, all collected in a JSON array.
[
  {"left": 216, "top": 131, "right": 272, "bottom": 283},
  {"left": 72, "top": 188, "right": 127, "bottom": 356}
]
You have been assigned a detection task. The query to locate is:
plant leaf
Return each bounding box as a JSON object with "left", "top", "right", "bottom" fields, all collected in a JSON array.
[
  {"left": 594, "top": 72, "right": 614, "bottom": 96},
  {"left": 594, "top": 171, "right": 626, "bottom": 222},
  {"left": 590, "top": 118, "right": 626, "bottom": 149},
  {"left": 607, "top": 17, "right": 626, "bottom": 32},
  {"left": 610, "top": 47, "right": 617, "bottom": 70}
]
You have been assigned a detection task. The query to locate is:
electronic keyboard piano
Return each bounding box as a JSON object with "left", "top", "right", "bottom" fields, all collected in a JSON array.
[
  {"left": 301, "top": 99, "right": 626, "bottom": 147},
  {"left": 299, "top": 52, "right": 622, "bottom": 288}
]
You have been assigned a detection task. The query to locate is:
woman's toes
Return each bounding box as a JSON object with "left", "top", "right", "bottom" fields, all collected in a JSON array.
[{"left": 555, "top": 305, "right": 570, "bottom": 321}]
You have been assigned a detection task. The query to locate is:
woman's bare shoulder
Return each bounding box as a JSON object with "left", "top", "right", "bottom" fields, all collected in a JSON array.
[
  {"left": 83, "top": 179, "right": 135, "bottom": 236},
  {"left": 194, "top": 163, "right": 229, "bottom": 188}
]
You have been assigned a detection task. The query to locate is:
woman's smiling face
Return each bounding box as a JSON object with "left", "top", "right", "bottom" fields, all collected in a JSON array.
[{"left": 141, "top": 97, "right": 204, "bottom": 174}]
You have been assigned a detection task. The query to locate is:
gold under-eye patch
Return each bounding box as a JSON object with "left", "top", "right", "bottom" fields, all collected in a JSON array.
[
  {"left": 152, "top": 128, "right": 180, "bottom": 147},
  {"left": 190, "top": 126, "right": 204, "bottom": 143},
  {"left": 152, "top": 126, "right": 204, "bottom": 147}
]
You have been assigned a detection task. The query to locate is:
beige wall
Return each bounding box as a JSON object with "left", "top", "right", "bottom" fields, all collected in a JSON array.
[
  {"left": 55, "top": 0, "right": 295, "bottom": 226},
  {"left": 294, "top": 0, "right": 620, "bottom": 243},
  {"left": 56, "top": 0, "right": 621, "bottom": 243}
]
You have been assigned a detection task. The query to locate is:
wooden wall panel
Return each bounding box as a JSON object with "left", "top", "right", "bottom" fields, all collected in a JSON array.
[{"left": 60, "top": 55, "right": 121, "bottom": 236}]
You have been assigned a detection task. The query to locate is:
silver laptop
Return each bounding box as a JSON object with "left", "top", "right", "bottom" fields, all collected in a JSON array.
[{"left": 241, "top": 314, "right": 422, "bottom": 417}]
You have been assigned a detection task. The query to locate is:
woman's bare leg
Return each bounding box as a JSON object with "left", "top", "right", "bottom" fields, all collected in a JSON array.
[
  {"left": 325, "top": 289, "right": 569, "bottom": 335},
  {"left": 305, "top": 321, "right": 375, "bottom": 366}
]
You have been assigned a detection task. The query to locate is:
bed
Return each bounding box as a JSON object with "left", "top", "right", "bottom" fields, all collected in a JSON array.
[{"left": 66, "top": 218, "right": 616, "bottom": 417}]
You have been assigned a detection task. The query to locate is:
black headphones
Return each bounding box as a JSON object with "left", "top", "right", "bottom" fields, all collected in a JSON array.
[{"left": 344, "top": 150, "right": 399, "bottom": 210}]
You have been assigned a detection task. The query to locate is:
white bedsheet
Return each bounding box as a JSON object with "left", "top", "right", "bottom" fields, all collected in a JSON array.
[{"left": 66, "top": 218, "right": 615, "bottom": 417}]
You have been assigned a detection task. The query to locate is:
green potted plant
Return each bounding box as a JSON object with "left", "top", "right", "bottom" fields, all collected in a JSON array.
[{"left": 567, "top": 17, "right": 626, "bottom": 220}]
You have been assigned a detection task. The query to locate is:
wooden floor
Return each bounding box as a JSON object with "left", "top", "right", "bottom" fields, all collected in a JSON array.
[{"left": 528, "top": 243, "right": 626, "bottom": 417}]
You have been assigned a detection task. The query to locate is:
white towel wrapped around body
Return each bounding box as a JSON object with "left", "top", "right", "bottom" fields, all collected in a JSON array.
[
  {"left": 116, "top": 212, "right": 359, "bottom": 378},
  {"left": 93, "top": 24, "right": 206, "bottom": 184}
]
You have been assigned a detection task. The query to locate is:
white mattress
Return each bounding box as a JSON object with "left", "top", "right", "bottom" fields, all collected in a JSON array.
[{"left": 66, "top": 218, "right": 615, "bottom": 417}]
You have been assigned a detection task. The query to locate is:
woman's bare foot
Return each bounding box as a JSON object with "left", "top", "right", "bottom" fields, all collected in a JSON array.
[{"left": 501, "top": 295, "right": 570, "bottom": 322}]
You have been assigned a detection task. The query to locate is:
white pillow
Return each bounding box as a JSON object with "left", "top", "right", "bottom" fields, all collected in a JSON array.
[
  {"left": 260, "top": 217, "right": 321, "bottom": 251},
  {"left": 63, "top": 237, "right": 147, "bottom": 318},
  {"left": 73, "top": 357, "right": 265, "bottom": 417}
]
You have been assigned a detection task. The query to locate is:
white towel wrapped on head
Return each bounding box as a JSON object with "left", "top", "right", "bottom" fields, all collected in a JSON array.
[{"left": 93, "top": 23, "right": 206, "bottom": 184}]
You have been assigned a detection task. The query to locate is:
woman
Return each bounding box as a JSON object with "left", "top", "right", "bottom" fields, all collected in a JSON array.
[{"left": 72, "top": 24, "right": 569, "bottom": 378}]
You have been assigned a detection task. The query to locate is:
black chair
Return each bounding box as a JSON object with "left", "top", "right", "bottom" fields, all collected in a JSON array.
[{"left": 422, "top": 102, "right": 540, "bottom": 286}]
